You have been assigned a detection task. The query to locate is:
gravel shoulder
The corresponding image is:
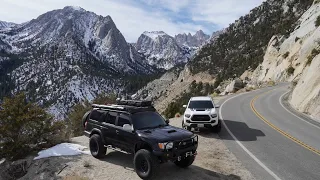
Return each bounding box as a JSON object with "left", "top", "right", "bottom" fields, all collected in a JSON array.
[
  {"left": 9, "top": 96, "right": 255, "bottom": 180},
  {"left": 55, "top": 118, "right": 254, "bottom": 180}
]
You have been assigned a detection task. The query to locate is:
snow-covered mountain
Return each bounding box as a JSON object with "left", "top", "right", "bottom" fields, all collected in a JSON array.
[
  {"left": 0, "top": 6, "right": 158, "bottom": 119},
  {"left": 135, "top": 30, "right": 209, "bottom": 69},
  {"left": 175, "top": 30, "right": 210, "bottom": 47},
  {"left": 135, "top": 31, "right": 191, "bottom": 69},
  {"left": 0, "top": 21, "right": 16, "bottom": 29},
  {"left": 1, "top": 6, "right": 155, "bottom": 74}
]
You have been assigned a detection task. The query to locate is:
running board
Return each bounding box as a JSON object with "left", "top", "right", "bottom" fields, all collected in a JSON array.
[{"left": 105, "top": 145, "right": 131, "bottom": 154}]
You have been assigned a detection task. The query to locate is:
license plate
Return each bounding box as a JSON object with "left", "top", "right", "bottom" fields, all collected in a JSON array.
[
  {"left": 177, "top": 151, "right": 194, "bottom": 161},
  {"left": 198, "top": 124, "right": 204, "bottom": 127}
]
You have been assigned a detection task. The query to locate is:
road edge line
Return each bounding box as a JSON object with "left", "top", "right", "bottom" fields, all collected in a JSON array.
[
  {"left": 219, "top": 93, "right": 282, "bottom": 180},
  {"left": 279, "top": 91, "right": 320, "bottom": 130}
]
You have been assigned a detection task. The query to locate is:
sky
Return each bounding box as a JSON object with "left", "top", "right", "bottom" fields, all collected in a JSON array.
[{"left": 0, "top": 0, "right": 264, "bottom": 42}]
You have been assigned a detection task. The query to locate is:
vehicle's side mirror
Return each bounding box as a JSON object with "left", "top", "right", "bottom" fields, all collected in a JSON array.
[
  {"left": 123, "top": 124, "right": 134, "bottom": 132},
  {"left": 183, "top": 105, "right": 187, "bottom": 108},
  {"left": 215, "top": 104, "right": 220, "bottom": 108},
  {"left": 165, "top": 119, "right": 170, "bottom": 124}
]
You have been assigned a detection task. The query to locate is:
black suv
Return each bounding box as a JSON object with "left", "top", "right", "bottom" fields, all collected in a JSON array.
[{"left": 83, "top": 100, "right": 198, "bottom": 179}]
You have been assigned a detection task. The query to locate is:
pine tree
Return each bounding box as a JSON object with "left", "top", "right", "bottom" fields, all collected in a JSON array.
[{"left": 0, "top": 93, "right": 66, "bottom": 160}]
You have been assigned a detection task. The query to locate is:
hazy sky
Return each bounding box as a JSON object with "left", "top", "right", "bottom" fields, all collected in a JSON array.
[{"left": 0, "top": 0, "right": 264, "bottom": 42}]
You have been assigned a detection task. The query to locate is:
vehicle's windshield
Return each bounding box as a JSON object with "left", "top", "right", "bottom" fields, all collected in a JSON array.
[
  {"left": 132, "top": 111, "right": 167, "bottom": 130},
  {"left": 188, "top": 100, "right": 214, "bottom": 109}
]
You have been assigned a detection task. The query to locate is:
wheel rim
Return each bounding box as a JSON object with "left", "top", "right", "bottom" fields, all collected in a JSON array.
[
  {"left": 137, "top": 156, "right": 149, "bottom": 173},
  {"left": 140, "top": 159, "right": 148, "bottom": 172},
  {"left": 90, "top": 139, "right": 98, "bottom": 154}
]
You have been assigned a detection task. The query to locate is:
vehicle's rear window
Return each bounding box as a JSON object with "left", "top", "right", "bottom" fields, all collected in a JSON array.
[{"left": 188, "top": 100, "right": 214, "bottom": 109}]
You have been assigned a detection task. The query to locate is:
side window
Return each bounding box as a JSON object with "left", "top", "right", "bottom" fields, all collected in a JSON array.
[
  {"left": 90, "top": 110, "right": 105, "bottom": 122},
  {"left": 105, "top": 112, "right": 117, "bottom": 125},
  {"left": 117, "top": 115, "right": 131, "bottom": 127}
]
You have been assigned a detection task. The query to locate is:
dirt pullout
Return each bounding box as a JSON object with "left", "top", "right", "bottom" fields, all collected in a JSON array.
[
  {"left": 15, "top": 118, "right": 254, "bottom": 180},
  {"left": 56, "top": 118, "right": 253, "bottom": 180}
]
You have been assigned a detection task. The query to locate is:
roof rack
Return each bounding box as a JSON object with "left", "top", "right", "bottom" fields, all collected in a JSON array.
[
  {"left": 116, "top": 99, "right": 153, "bottom": 107},
  {"left": 92, "top": 104, "right": 125, "bottom": 110},
  {"left": 92, "top": 100, "right": 156, "bottom": 114}
]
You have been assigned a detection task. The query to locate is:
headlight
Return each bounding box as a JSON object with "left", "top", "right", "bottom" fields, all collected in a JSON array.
[
  {"left": 158, "top": 142, "right": 174, "bottom": 149},
  {"left": 194, "top": 137, "right": 198, "bottom": 142},
  {"left": 211, "top": 114, "right": 217, "bottom": 118},
  {"left": 185, "top": 114, "right": 191, "bottom": 118}
]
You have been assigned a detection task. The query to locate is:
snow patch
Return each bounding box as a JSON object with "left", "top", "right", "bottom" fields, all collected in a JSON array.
[
  {"left": 143, "top": 31, "right": 167, "bottom": 40},
  {"left": 34, "top": 143, "right": 90, "bottom": 160},
  {"left": 70, "top": 6, "right": 82, "bottom": 11}
]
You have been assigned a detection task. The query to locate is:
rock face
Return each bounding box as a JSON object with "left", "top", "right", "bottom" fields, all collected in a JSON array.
[
  {"left": 250, "top": 2, "right": 320, "bottom": 119},
  {"left": 175, "top": 30, "right": 210, "bottom": 47},
  {"left": 290, "top": 55, "right": 320, "bottom": 119},
  {"left": 188, "top": 0, "right": 313, "bottom": 79},
  {"left": 135, "top": 31, "right": 191, "bottom": 69},
  {"left": 208, "top": 30, "right": 225, "bottom": 43},
  {"left": 0, "top": 21, "right": 16, "bottom": 29},
  {"left": 0, "top": 6, "right": 157, "bottom": 119},
  {"left": 223, "top": 79, "right": 244, "bottom": 94},
  {"left": 134, "top": 65, "right": 215, "bottom": 113}
]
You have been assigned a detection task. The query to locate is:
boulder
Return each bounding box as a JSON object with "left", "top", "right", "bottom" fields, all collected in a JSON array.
[{"left": 224, "top": 79, "right": 244, "bottom": 93}]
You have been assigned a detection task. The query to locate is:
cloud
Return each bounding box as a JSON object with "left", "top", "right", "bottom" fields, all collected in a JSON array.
[
  {"left": 0, "top": 0, "right": 264, "bottom": 42},
  {"left": 190, "top": 0, "right": 265, "bottom": 27}
]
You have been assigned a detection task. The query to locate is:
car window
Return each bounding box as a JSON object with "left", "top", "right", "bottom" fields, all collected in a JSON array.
[
  {"left": 188, "top": 100, "right": 214, "bottom": 109},
  {"left": 90, "top": 110, "right": 105, "bottom": 122},
  {"left": 117, "top": 116, "right": 131, "bottom": 127},
  {"left": 105, "top": 112, "right": 117, "bottom": 125},
  {"left": 131, "top": 112, "right": 167, "bottom": 130}
]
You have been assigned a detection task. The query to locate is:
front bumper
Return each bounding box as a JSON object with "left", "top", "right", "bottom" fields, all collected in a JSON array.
[
  {"left": 184, "top": 115, "right": 219, "bottom": 127},
  {"left": 153, "top": 135, "right": 198, "bottom": 162}
]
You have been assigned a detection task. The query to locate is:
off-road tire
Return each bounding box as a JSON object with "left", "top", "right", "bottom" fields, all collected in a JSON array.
[
  {"left": 134, "top": 149, "right": 159, "bottom": 179},
  {"left": 89, "top": 134, "right": 106, "bottom": 159},
  {"left": 211, "top": 120, "right": 222, "bottom": 133},
  {"left": 174, "top": 156, "right": 195, "bottom": 168}
]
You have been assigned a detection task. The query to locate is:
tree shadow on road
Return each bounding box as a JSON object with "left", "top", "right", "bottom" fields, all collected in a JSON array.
[
  {"left": 219, "top": 119, "right": 265, "bottom": 141},
  {"left": 100, "top": 151, "right": 241, "bottom": 180}
]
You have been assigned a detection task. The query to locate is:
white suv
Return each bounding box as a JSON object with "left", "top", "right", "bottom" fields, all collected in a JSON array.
[{"left": 182, "top": 96, "right": 221, "bottom": 133}]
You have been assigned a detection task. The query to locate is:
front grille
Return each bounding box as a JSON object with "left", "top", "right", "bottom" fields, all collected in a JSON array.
[
  {"left": 175, "top": 139, "right": 194, "bottom": 149},
  {"left": 191, "top": 115, "right": 211, "bottom": 121}
]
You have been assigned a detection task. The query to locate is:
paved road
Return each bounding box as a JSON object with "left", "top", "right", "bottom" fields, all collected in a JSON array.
[{"left": 219, "top": 84, "right": 320, "bottom": 180}]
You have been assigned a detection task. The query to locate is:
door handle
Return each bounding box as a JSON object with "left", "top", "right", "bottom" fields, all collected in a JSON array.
[{"left": 116, "top": 130, "right": 119, "bottom": 134}]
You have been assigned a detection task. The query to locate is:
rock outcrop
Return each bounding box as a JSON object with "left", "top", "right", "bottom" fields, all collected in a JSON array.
[{"left": 250, "top": 2, "right": 320, "bottom": 119}]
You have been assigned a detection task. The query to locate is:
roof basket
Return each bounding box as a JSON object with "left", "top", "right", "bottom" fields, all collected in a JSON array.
[
  {"left": 116, "top": 99, "right": 152, "bottom": 107},
  {"left": 92, "top": 104, "right": 125, "bottom": 110}
]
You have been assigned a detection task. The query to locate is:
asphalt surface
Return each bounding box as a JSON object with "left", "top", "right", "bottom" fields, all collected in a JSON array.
[{"left": 219, "top": 84, "right": 320, "bottom": 180}]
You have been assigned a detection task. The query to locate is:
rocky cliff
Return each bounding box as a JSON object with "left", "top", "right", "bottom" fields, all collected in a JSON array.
[{"left": 250, "top": 1, "right": 320, "bottom": 119}]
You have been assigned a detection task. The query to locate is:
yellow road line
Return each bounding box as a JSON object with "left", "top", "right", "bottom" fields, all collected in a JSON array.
[{"left": 250, "top": 90, "right": 320, "bottom": 156}]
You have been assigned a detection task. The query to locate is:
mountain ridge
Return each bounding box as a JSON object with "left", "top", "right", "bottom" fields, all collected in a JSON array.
[
  {"left": 0, "top": 6, "right": 159, "bottom": 119},
  {"left": 135, "top": 30, "right": 210, "bottom": 69}
]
